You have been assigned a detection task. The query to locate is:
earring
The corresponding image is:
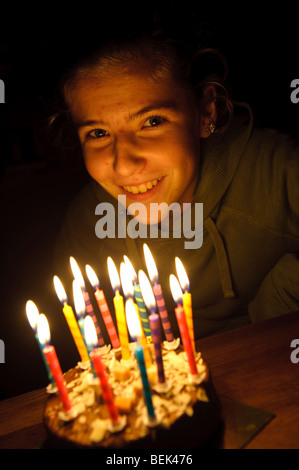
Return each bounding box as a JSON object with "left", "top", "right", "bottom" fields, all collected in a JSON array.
[{"left": 206, "top": 121, "right": 216, "bottom": 134}]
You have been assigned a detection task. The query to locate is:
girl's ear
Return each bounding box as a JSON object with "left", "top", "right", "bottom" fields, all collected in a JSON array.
[{"left": 199, "top": 85, "right": 217, "bottom": 138}]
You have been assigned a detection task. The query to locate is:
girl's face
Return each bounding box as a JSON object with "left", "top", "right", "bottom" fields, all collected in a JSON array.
[{"left": 69, "top": 65, "right": 201, "bottom": 223}]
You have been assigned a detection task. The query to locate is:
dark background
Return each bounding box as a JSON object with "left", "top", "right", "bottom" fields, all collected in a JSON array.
[{"left": 0, "top": 4, "right": 298, "bottom": 400}]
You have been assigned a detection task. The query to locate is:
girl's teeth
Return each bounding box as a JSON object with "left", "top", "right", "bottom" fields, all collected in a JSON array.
[{"left": 123, "top": 178, "right": 160, "bottom": 194}]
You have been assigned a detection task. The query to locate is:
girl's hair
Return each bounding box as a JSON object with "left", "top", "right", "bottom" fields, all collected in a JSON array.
[{"left": 48, "top": 22, "right": 233, "bottom": 160}]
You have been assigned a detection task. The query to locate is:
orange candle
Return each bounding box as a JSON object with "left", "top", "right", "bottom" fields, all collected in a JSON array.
[{"left": 169, "top": 275, "right": 198, "bottom": 376}]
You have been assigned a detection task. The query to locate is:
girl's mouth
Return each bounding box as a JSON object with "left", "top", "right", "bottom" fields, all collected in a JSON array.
[{"left": 122, "top": 177, "right": 162, "bottom": 194}]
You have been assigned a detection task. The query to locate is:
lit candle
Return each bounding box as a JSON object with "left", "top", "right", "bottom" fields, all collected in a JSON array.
[
  {"left": 70, "top": 257, "right": 105, "bottom": 348},
  {"left": 125, "top": 299, "right": 152, "bottom": 370},
  {"left": 72, "top": 279, "right": 87, "bottom": 344},
  {"left": 143, "top": 244, "right": 174, "bottom": 342},
  {"left": 124, "top": 256, "right": 151, "bottom": 338},
  {"left": 85, "top": 265, "right": 120, "bottom": 349},
  {"left": 53, "top": 276, "right": 89, "bottom": 363},
  {"left": 175, "top": 257, "right": 195, "bottom": 352},
  {"left": 37, "top": 314, "right": 72, "bottom": 411},
  {"left": 138, "top": 271, "right": 165, "bottom": 384},
  {"left": 120, "top": 262, "right": 144, "bottom": 338},
  {"left": 26, "top": 300, "right": 55, "bottom": 386},
  {"left": 84, "top": 315, "right": 120, "bottom": 423},
  {"left": 126, "top": 306, "right": 156, "bottom": 423},
  {"left": 107, "top": 257, "right": 130, "bottom": 361},
  {"left": 169, "top": 275, "right": 198, "bottom": 376}
]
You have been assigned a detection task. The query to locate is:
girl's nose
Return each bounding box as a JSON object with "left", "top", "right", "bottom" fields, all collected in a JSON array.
[{"left": 113, "top": 135, "right": 146, "bottom": 176}]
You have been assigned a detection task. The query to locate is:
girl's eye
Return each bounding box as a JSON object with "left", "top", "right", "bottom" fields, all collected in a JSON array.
[
  {"left": 143, "top": 116, "right": 165, "bottom": 128},
  {"left": 88, "top": 128, "right": 109, "bottom": 139}
]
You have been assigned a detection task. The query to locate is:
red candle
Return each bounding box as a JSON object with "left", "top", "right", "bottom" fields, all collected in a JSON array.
[
  {"left": 43, "top": 345, "right": 72, "bottom": 411},
  {"left": 170, "top": 275, "right": 198, "bottom": 376},
  {"left": 90, "top": 348, "right": 119, "bottom": 423},
  {"left": 37, "top": 314, "right": 72, "bottom": 411},
  {"left": 86, "top": 265, "right": 120, "bottom": 349}
]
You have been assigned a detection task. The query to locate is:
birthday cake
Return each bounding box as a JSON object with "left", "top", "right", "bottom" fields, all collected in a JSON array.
[{"left": 43, "top": 342, "right": 222, "bottom": 449}]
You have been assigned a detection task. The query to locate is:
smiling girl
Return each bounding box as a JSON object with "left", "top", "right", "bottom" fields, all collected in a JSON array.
[{"left": 52, "top": 22, "right": 299, "bottom": 342}]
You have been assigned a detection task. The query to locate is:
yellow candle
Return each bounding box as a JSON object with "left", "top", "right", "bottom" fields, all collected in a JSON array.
[
  {"left": 62, "top": 301, "right": 90, "bottom": 362},
  {"left": 53, "top": 275, "right": 89, "bottom": 363},
  {"left": 113, "top": 290, "right": 130, "bottom": 360},
  {"left": 108, "top": 257, "right": 130, "bottom": 361},
  {"left": 175, "top": 257, "right": 195, "bottom": 352},
  {"left": 125, "top": 300, "right": 152, "bottom": 370},
  {"left": 131, "top": 299, "right": 152, "bottom": 369}
]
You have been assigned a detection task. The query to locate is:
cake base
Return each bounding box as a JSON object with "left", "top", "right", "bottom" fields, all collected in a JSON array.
[{"left": 43, "top": 344, "right": 222, "bottom": 449}]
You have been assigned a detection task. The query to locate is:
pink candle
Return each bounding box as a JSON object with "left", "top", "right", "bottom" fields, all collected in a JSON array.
[
  {"left": 143, "top": 244, "right": 174, "bottom": 342},
  {"left": 70, "top": 257, "right": 105, "bottom": 347},
  {"left": 86, "top": 265, "right": 120, "bottom": 349},
  {"left": 170, "top": 275, "right": 198, "bottom": 376}
]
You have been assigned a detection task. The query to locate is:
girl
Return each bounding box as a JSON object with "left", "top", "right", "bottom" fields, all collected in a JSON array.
[{"left": 52, "top": 26, "right": 299, "bottom": 342}]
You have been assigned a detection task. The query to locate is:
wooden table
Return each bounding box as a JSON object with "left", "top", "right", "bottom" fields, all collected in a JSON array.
[{"left": 0, "top": 311, "right": 299, "bottom": 449}]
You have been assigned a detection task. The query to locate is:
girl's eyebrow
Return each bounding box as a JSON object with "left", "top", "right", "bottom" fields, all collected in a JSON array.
[
  {"left": 76, "top": 100, "right": 179, "bottom": 130},
  {"left": 128, "top": 100, "right": 179, "bottom": 120}
]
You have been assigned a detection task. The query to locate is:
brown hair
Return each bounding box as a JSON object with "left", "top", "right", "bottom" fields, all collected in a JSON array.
[{"left": 49, "top": 28, "right": 233, "bottom": 159}]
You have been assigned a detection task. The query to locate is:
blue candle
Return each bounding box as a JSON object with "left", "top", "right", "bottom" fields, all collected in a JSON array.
[
  {"left": 135, "top": 343, "right": 156, "bottom": 421},
  {"left": 26, "top": 300, "right": 55, "bottom": 386}
]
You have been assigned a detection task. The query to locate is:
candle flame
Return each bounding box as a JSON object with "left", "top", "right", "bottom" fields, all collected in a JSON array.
[
  {"left": 175, "top": 257, "right": 190, "bottom": 292},
  {"left": 120, "top": 262, "right": 134, "bottom": 298},
  {"left": 123, "top": 255, "right": 137, "bottom": 282},
  {"left": 73, "top": 279, "right": 86, "bottom": 319},
  {"left": 138, "top": 270, "right": 156, "bottom": 312},
  {"left": 143, "top": 243, "right": 158, "bottom": 284},
  {"left": 85, "top": 264, "right": 99, "bottom": 289},
  {"left": 107, "top": 256, "right": 120, "bottom": 292},
  {"left": 70, "top": 256, "right": 85, "bottom": 288},
  {"left": 26, "top": 300, "right": 40, "bottom": 331},
  {"left": 126, "top": 299, "right": 142, "bottom": 340},
  {"left": 84, "top": 315, "right": 98, "bottom": 348},
  {"left": 169, "top": 274, "right": 183, "bottom": 306},
  {"left": 37, "top": 313, "right": 51, "bottom": 345},
  {"left": 53, "top": 275, "right": 67, "bottom": 303}
]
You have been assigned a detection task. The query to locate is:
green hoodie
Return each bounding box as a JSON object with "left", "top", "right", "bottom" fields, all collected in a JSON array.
[{"left": 54, "top": 103, "right": 299, "bottom": 341}]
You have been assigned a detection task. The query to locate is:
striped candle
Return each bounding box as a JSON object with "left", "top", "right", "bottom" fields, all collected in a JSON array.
[
  {"left": 86, "top": 265, "right": 120, "bottom": 349},
  {"left": 124, "top": 256, "right": 151, "bottom": 337},
  {"left": 70, "top": 257, "right": 105, "bottom": 348},
  {"left": 143, "top": 244, "right": 174, "bottom": 343},
  {"left": 149, "top": 313, "right": 165, "bottom": 384}
]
